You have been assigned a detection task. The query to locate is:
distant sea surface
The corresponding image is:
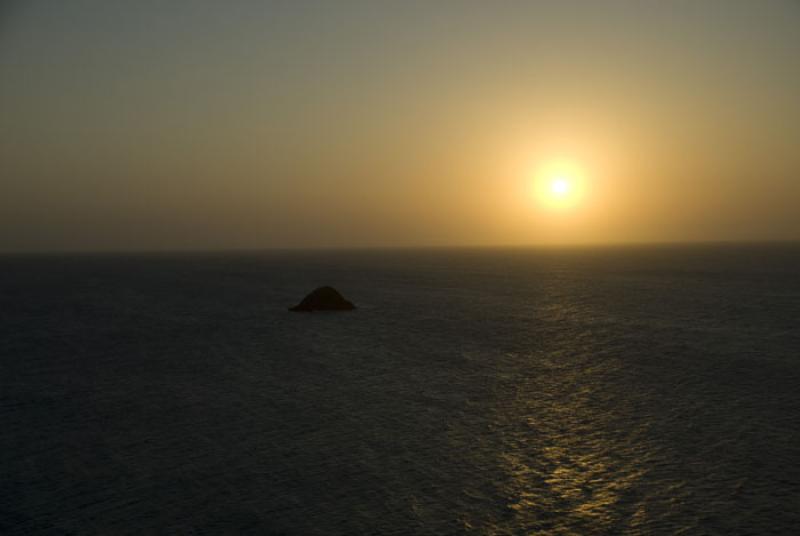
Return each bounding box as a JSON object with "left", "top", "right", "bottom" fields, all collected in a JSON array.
[{"left": 2, "top": 244, "right": 799, "bottom": 535}]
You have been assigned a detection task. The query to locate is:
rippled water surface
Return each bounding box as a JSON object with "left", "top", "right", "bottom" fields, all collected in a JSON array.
[{"left": 2, "top": 245, "right": 799, "bottom": 534}]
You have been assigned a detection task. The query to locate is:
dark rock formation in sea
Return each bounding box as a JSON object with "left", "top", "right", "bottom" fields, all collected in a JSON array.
[{"left": 289, "top": 286, "right": 356, "bottom": 312}]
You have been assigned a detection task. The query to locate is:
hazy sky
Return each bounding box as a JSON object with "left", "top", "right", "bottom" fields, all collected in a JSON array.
[{"left": 2, "top": 0, "right": 799, "bottom": 251}]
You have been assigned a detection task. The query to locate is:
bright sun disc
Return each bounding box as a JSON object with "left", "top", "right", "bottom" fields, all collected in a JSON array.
[
  {"left": 551, "top": 178, "right": 570, "bottom": 196},
  {"left": 533, "top": 160, "right": 585, "bottom": 210}
]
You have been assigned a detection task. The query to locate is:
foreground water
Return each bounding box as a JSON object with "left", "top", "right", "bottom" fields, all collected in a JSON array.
[{"left": 1, "top": 244, "right": 799, "bottom": 534}]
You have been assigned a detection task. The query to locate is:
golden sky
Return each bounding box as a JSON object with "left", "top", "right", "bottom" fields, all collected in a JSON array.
[{"left": 1, "top": 1, "right": 799, "bottom": 251}]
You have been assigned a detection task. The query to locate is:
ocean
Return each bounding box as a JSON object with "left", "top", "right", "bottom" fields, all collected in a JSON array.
[{"left": 1, "top": 244, "right": 799, "bottom": 534}]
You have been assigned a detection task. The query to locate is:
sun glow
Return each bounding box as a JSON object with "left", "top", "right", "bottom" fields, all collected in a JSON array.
[{"left": 533, "top": 160, "right": 585, "bottom": 210}]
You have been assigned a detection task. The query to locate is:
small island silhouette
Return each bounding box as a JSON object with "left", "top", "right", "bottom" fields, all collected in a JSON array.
[{"left": 289, "top": 286, "right": 356, "bottom": 312}]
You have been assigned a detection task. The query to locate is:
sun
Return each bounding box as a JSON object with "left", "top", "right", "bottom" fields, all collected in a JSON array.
[
  {"left": 550, "top": 178, "right": 570, "bottom": 196},
  {"left": 533, "top": 160, "right": 585, "bottom": 210}
]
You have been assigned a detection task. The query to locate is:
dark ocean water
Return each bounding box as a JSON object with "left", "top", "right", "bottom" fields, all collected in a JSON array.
[{"left": 1, "top": 244, "right": 799, "bottom": 535}]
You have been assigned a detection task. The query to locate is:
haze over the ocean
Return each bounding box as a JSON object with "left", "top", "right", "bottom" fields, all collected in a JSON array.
[{"left": 2, "top": 1, "right": 799, "bottom": 251}]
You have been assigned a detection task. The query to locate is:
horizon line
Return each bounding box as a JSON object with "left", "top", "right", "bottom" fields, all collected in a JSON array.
[{"left": 1, "top": 238, "right": 799, "bottom": 256}]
